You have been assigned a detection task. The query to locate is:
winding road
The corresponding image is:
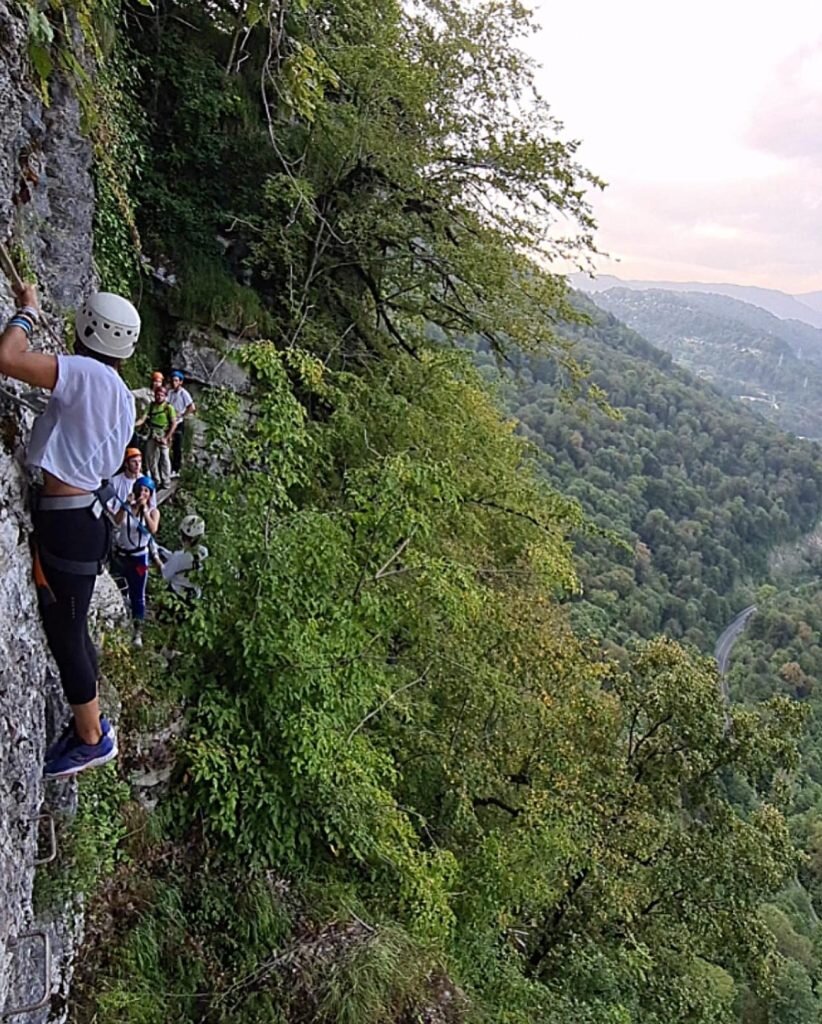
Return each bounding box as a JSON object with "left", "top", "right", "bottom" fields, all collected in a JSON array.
[{"left": 714, "top": 604, "right": 757, "bottom": 695}]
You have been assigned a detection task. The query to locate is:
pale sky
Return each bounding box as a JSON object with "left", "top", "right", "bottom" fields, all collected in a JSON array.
[{"left": 526, "top": 1, "right": 822, "bottom": 293}]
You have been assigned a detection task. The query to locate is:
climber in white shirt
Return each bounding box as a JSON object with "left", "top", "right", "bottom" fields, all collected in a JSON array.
[
  {"left": 158, "top": 513, "right": 208, "bottom": 600},
  {"left": 167, "top": 369, "right": 196, "bottom": 477},
  {"left": 108, "top": 447, "right": 157, "bottom": 513},
  {"left": 0, "top": 282, "right": 140, "bottom": 778}
]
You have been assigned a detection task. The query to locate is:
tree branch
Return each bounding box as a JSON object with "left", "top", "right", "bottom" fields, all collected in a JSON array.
[
  {"left": 630, "top": 712, "right": 674, "bottom": 763},
  {"left": 528, "top": 867, "right": 589, "bottom": 970},
  {"left": 351, "top": 264, "right": 421, "bottom": 360},
  {"left": 347, "top": 667, "right": 431, "bottom": 742},
  {"left": 473, "top": 796, "right": 522, "bottom": 817},
  {"left": 466, "top": 497, "right": 560, "bottom": 532}
]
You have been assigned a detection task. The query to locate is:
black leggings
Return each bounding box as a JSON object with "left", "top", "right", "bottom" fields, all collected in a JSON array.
[{"left": 33, "top": 505, "right": 108, "bottom": 707}]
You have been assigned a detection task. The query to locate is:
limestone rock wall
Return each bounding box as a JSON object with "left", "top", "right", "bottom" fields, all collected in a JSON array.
[
  {"left": 0, "top": 3, "right": 121, "bottom": 1020},
  {"left": 171, "top": 323, "right": 256, "bottom": 474}
]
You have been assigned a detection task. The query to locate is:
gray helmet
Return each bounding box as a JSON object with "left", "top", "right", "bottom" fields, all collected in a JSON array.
[{"left": 76, "top": 292, "right": 140, "bottom": 359}]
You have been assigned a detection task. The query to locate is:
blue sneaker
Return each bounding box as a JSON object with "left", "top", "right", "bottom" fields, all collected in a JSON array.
[
  {"left": 45, "top": 716, "right": 112, "bottom": 762},
  {"left": 44, "top": 722, "right": 118, "bottom": 779}
]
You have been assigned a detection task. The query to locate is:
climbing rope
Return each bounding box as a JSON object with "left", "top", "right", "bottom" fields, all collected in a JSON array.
[{"left": 0, "top": 242, "right": 27, "bottom": 295}]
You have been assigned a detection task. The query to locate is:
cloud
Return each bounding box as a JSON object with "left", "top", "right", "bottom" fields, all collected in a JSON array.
[
  {"left": 748, "top": 39, "right": 822, "bottom": 160},
  {"left": 526, "top": 3, "right": 822, "bottom": 291},
  {"left": 692, "top": 223, "right": 744, "bottom": 242},
  {"left": 590, "top": 169, "right": 822, "bottom": 290}
]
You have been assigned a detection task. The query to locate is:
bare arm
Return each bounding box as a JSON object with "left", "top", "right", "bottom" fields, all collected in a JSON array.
[
  {"left": 163, "top": 408, "right": 176, "bottom": 445},
  {"left": 0, "top": 282, "right": 58, "bottom": 390},
  {"left": 172, "top": 397, "right": 196, "bottom": 432},
  {"left": 145, "top": 506, "right": 160, "bottom": 535}
]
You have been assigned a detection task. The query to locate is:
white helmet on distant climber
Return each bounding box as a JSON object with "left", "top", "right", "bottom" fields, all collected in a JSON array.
[
  {"left": 180, "top": 514, "right": 205, "bottom": 539},
  {"left": 75, "top": 292, "right": 140, "bottom": 359}
]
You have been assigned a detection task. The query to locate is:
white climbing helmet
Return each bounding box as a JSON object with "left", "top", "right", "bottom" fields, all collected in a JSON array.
[
  {"left": 75, "top": 292, "right": 141, "bottom": 359},
  {"left": 180, "top": 514, "right": 205, "bottom": 539}
]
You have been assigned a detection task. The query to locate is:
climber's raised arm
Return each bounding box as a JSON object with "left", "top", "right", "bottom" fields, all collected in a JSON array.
[{"left": 0, "top": 282, "right": 57, "bottom": 390}]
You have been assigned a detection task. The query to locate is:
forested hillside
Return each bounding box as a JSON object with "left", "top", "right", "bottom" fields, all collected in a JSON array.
[
  {"left": 486, "top": 297, "right": 822, "bottom": 651},
  {"left": 724, "top": 585, "right": 822, "bottom": 1023},
  {"left": 22, "top": 3, "right": 818, "bottom": 1023},
  {"left": 590, "top": 287, "right": 822, "bottom": 437}
]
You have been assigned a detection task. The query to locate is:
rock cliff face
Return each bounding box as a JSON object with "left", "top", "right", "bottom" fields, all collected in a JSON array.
[{"left": 0, "top": 4, "right": 121, "bottom": 1019}]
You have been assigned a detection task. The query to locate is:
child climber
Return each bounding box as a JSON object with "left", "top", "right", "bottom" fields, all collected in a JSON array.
[
  {"left": 159, "top": 514, "right": 208, "bottom": 600},
  {"left": 112, "top": 475, "right": 161, "bottom": 647},
  {"left": 0, "top": 282, "right": 140, "bottom": 778},
  {"left": 109, "top": 447, "right": 149, "bottom": 508}
]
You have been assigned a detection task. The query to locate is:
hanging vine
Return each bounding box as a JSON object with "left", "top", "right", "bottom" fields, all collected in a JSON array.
[{"left": 17, "top": 0, "right": 151, "bottom": 292}]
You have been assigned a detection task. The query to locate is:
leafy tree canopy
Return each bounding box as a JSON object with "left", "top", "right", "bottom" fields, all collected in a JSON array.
[{"left": 59, "top": 3, "right": 813, "bottom": 1023}]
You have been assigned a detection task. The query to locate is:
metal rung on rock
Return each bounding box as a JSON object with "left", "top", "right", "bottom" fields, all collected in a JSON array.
[
  {"left": 2, "top": 931, "right": 51, "bottom": 1018},
  {"left": 34, "top": 814, "right": 57, "bottom": 867}
]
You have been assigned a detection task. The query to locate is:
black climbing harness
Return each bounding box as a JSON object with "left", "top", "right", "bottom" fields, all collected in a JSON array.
[
  {"left": 35, "top": 492, "right": 109, "bottom": 576},
  {"left": 33, "top": 483, "right": 153, "bottom": 578}
]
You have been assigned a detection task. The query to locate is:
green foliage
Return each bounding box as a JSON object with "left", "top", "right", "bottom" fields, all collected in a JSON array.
[
  {"left": 83, "top": 8, "right": 147, "bottom": 293},
  {"left": 128, "top": 0, "right": 602, "bottom": 377},
  {"left": 169, "top": 251, "right": 275, "bottom": 333},
  {"left": 18, "top": 0, "right": 147, "bottom": 291},
  {"left": 716, "top": 579, "right": 822, "bottom": 1024},
  {"left": 280, "top": 926, "right": 434, "bottom": 1024},
  {"left": 121, "top": 296, "right": 165, "bottom": 388},
  {"left": 183, "top": 347, "right": 579, "bottom": 936},
  {"left": 69, "top": 2, "right": 817, "bottom": 1022},
  {"left": 89, "top": 65, "right": 146, "bottom": 295},
  {"left": 93, "top": 881, "right": 195, "bottom": 1024},
  {"left": 36, "top": 765, "right": 130, "bottom": 909},
  {"left": 129, "top": 12, "right": 275, "bottom": 255},
  {"left": 94, "top": 331, "right": 803, "bottom": 1022},
  {"left": 8, "top": 240, "right": 36, "bottom": 284}
]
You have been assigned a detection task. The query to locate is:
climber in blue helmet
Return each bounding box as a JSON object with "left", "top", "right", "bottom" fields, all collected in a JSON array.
[
  {"left": 167, "top": 368, "right": 196, "bottom": 478},
  {"left": 111, "top": 475, "right": 161, "bottom": 648},
  {"left": 0, "top": 279, "right": 140, "bottom": 778}
]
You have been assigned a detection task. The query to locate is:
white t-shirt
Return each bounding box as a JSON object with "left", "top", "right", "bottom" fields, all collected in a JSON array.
[
  {"left": 28, "top": 355, "right": 135, "bottom": 492},
  {"left": 161, "top": 543, "right": 208, "bottom": 597},
  {"left": 168, "top": 386, "right": 194, "bottom": 416}
]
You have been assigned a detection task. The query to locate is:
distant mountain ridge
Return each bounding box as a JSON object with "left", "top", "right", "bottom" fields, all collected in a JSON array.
[
  {"left": 588, "top": 285, "right": 822, "bottom": 438},
  {"left": 796, "top": 290, "right": 822, "bottom": 313},
  {"left": 571, "top": 272, "right": 822, "bottom": 330}
]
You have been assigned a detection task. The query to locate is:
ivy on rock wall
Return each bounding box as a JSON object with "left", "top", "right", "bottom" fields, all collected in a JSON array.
[{"left": 19, "top": 1, "right": 151, "bottom": 291}]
